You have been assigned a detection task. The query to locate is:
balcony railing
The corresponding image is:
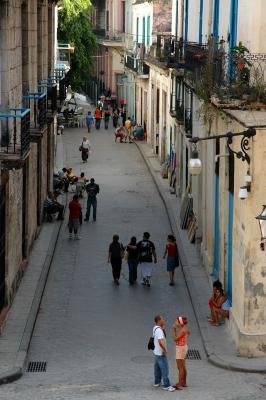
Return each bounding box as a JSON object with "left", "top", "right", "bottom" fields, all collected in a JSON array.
[
  {"left": 47, "top": 84, "right": 57, "bottom": 112},
  {"left": 147, "top": 35, "right": 184, "bottom": 70},
  {"left": 170, "top": 97, "right": 184, "bottom": 123},
  {"left": 184, "top": 41, "right": 266, "bottom": 107},
  {"left": 58, "top": 77, "right": 66, "bottom": 103},
  {"left": 22, "top": 93, "right": 47, "bottom": 133},
  {"left": 0, "top": 108, "right": 31, "bottom": 164},
  {"left": 125, "top": 53, "right": 149, "bottom": 75},
  {"left": 93, "top": 28, "right": 106, "bottom": 38}
]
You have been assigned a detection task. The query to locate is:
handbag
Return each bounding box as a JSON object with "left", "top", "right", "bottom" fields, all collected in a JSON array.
[
  {"left": 124, "top": 249, "right": 128, "bottom": 261},
  {"left": 120, "top": 244, "right": 125, "bottom": 259},
  {"left": 79, "top": 145, "right": 83, "bottom": 151}
]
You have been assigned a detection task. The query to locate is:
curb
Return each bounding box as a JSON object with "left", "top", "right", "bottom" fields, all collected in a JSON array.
[
  {"left": 0, "top": 218, "right": 64, "bottom": 385},
  {"left": 135, "top": 142, "right": 266, "bottom": 374}
]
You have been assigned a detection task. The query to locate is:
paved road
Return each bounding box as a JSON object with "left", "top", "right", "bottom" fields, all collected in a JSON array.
[{"left": 1, "top": 124, "right": 265, "bottom": 399}]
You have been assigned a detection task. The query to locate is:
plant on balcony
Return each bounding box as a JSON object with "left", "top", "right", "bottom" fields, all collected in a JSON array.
[{"left": 58, "top": 0, "right": 97, "bottom": 90}]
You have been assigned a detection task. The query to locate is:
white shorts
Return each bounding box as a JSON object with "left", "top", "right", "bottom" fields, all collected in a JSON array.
[{"left": 140, "top": 262, "right": 153, "bottom": 278}]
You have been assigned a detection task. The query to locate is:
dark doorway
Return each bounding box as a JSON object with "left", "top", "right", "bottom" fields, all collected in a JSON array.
[
  {"left": 22, "top": 161, "right": 28, "bottom": 258},
  {"left": 0, "top": 185, "right": 6, "bottom": 311}
]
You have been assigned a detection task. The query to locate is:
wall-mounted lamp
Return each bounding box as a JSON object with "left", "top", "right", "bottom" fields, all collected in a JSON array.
[
  {"left": 238, "top": 186, "right": 248, "bottom": 200},
  {"left": 188, "top": 128, "right": 256, "bottom": 175},
  {"left": 188, "top": 144, "right": 202, "bottom": 176},
  {"left": 256, "top": 205, "right": 266, "bottom": 251}
]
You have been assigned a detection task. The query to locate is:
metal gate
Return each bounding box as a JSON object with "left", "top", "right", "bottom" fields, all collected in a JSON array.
[{"left": 0, "top": 185, "right": 6, "bottom": 311}]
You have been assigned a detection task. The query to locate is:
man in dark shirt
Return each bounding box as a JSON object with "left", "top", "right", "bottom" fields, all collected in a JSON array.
[
  {"left": 137, "top": 232, "right": 157, "bottom": 287},
  {"left": 84, "top": 178, "right": 100, "bottom": 222}
]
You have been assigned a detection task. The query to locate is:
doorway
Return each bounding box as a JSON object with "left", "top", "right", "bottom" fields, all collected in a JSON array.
[{"left": 0, "top": 185, "right": 6, "bottom": 312}]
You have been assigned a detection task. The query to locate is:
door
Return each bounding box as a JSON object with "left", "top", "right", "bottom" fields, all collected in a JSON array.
[
  {"left": 0, "top": 185, "right": 6, "bottom": 311},
  {"left": 213, "top": 139, "right": 220, "bottom": 279},
  {"left": 227, "top": 155, "right": 234, "bottom": 304},
  {"left": 22, "top": 161, "right": 28, "bottom": 258}
]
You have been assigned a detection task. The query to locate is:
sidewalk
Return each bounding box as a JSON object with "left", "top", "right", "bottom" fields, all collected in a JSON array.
[
  {"left": 0, "top": 220, "right": 63, "bottom": 384},
  {"left": 0, "top": 136, "right": 66, "bottom": 385},
  {"left": 136, "top": 141, "right": 266, "bottom": 373}
]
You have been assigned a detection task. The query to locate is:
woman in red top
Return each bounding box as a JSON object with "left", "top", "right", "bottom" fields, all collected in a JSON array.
[
  {"left": 172, "top": 316, "right": 190, "bottom": 389},
  {"left": 68, "top": 195, "right": 82, "bottom": 240},
  {"left": 163, "top": 234, "right": 179, "bottom": 286}
]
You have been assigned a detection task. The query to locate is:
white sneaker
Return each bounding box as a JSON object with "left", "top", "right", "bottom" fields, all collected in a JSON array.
[
  {"left": 74, "top": 235, "right": 81, "bottom": 240},
  {"left": 153, "top": 383, "right": 161, "bottom": 387},
  {"left": 162, "top": 386, "right": 175, "bottom": 392}
]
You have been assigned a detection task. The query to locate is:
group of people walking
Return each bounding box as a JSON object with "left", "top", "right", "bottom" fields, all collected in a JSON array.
[{"left": 108, "top": 233, "right": 179, "bottom": 287}]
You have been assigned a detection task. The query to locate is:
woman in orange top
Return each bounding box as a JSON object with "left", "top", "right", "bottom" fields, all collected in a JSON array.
[{"left": 172, "top": 316, "right": 190, "bottom": 389}]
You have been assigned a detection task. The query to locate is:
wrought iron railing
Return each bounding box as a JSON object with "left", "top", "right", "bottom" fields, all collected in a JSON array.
[
  {"left": 184, "top": 41, "right": 266, "bottom": 106},
  {"left": 47, "top": 84, "right": 57, "bottom": 112},
  {"left": 58, "top": 77, "right": 66, "bottom": 103},
  {"left": 125, "top": 53, "right": 149, "bottom": 75},
  {"left": 0, "top": 108, "right": 31, "bottom": 157},
  {"left": 22, "top": 93, "right": 47, "bottom": 130},
  {"left": 184, "top": 108, "right": 192, "bottom": 136},
  {"left": 155, "top": 35, "right": 183, "bottom": 68}
]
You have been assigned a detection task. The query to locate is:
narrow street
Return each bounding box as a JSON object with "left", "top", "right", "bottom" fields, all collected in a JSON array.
[{"left": 0, "top": 124, "right": 265, "bottom": 400}]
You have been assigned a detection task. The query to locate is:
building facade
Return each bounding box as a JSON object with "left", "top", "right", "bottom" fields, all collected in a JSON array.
[
  {"left": 91, "top": 0, "right": 126, "bottom": 104},
  {"left": 0, "top": 0, "right": 65, "bottom": 317},
  {"left": 120, "top": 0, "right": 266, "bottom": 356}
]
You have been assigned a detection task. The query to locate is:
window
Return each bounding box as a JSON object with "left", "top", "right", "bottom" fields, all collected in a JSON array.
[
  {"left": 122, "top": 1, "right": 125, "bottom": 33},
  {"left": 142, "top": 16, "right": 145, "bottom": 45},
  {"left": 147, "top": 16, "right": 150, "bottom": 46}
]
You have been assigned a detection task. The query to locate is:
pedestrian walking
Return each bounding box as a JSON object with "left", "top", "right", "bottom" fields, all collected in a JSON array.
[
  {"left": 79, "top": 136, "right": 90, "bottom": 163},
  {"left": 121, "top": 108, "right": 127, "bottom": 126},
  {"left": 172, "top": 316, "right": 190, "bottom": 390},
  {"left": 163, "top": 234, "right": 179, "bottom": 286},
  {"left": 152, "top": 315, "right": 175, "bottom": 391},
  {"left": 95, "top": 107, "right": 102, "bottom": 130},
  {"left": 104, "top": 109, "right": 111, "bottom": 129},
  {"left": 85, "top": 111, "right": 94, "bottom": 133},
  {"left": 68, "top": 194, "right": 82, "bottom": 240},
  {"left": 84, "top": 178, "right": 100, "bottom": 222},
  {"left": 108, "top": 234, "right": 124, "bottom": 285},
  {"left": 126, "top": 236, "right": 139, "bottom": 285},
  {"left": 137, "top": 232, "right": 157, "bottom": 287},
  {"left": 112, "top": 107, "right": 119, "bottom": 128},
  {"left": 124, "top": 116, "right": 133, "bottom": 143}
]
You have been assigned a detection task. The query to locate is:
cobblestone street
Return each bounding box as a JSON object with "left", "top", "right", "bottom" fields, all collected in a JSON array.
[{"left": 0, "top": 125, "right": 265, "bottom": 400}]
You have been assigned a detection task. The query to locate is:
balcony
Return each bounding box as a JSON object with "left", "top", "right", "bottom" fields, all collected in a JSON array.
[
  {"left": 184, "top": 42, "right": 209, "bottom": 73},
  {"left": 170, "top": 97, "right": 184, "bottom": 124},
  {"left": 184, "top": 41, "right": 266, "bottom": 109},
  {"left": 22, "top": 93, "right": 47, "bottom": 139},
  {"left": 92, "top": 28, "right": 106, "bottom": 38},
  {"left": 125, "top": 53, "right": 149, "bottom": 76},
  {"left": 147, "top": 35, "right": 184, "bottom": 72},
  {"left": 58, "top": 77, "right": 66, "bottom": 104},
  {"left": 0, "top": 108, "right": 31, "bottom": 169},
  {"left": 46, "top": 84, "right": 58, "bottom": 123}
]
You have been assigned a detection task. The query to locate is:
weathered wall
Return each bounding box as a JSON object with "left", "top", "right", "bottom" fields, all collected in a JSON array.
[
  {"left": 153, "top": 0, "right": 172, "bottom": 33},
  {"left": 0, "top": 0, "right": 56, "bottom": 306}
]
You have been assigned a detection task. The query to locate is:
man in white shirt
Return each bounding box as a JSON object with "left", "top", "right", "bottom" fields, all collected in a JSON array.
[{"left": 153, "top": 315, "right": 175, "bottom": 391}]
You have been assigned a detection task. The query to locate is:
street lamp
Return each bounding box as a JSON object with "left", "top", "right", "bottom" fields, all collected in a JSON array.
[
  {"left": 256, "top": 205, "right": 266, "bottom": 250},
  {"left": 188, "top": 145, "right": 202, "bottom": 176},
  {"left": 189, "top": 128, "right": 256, "bottom": 172}
]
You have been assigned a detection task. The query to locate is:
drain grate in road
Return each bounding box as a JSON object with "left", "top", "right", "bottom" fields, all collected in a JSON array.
[
  {"left": 27, "top": 361, "right": 47, "bottom": 372},
  {"left": 186, "top": 349, "right": 201, "bottom": 360}
]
